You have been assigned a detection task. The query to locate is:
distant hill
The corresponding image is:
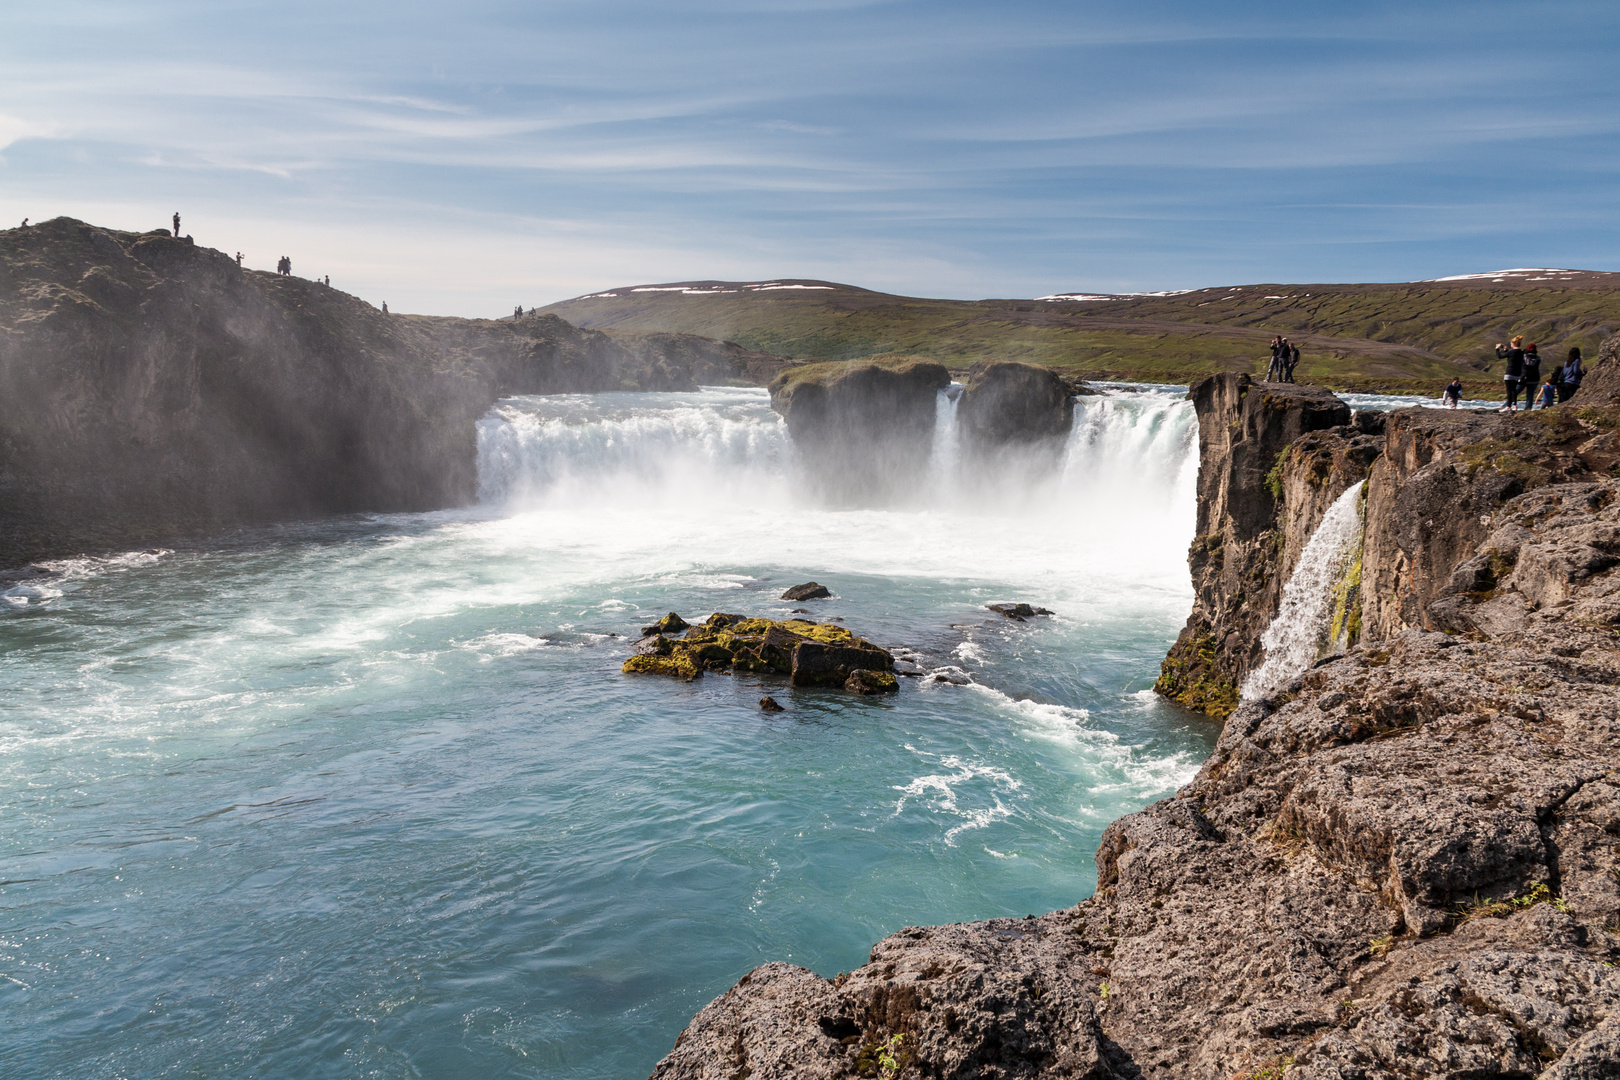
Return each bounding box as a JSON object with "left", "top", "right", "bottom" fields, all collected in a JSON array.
[{"left": 545, "top": 271, "right": 1620, "bottom": 394}]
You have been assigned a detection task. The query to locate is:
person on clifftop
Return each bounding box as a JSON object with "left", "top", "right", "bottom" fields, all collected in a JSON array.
[
  {"left": 172, "top": 212, "right": 180, "bottom": 238},
  {"left": 1285, "top": 342, "right": 1300, "bottom": 383},
  {"left": 1496, "top": 336, "right": 1526, "bottom": 411},
  {"left": 1267, "top": 336, "right": 1284, "bottom": 381},
  {"left": 1443, "top": 378, "right": 1463, "bottom": 408},
  {"left": 1522, "top": 343, "right": 1542, "bottom": 394},
  {"left": 382, "top": 301, "right": 388, "bottom": 314},
  {"left": 1536, "top": 374, "right": 1558, "bottom": 409},
  {"left": 1560, "top": 347, "right": 1585, "bottom": 403}
]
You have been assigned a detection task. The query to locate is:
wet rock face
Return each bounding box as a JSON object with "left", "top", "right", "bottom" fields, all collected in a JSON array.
[
  {"left": 958, "top": 360, "right": 1074, "bottom": 446},
  {"left": 768, "top": 356, "right": 950, "bottom": 505},
  {"left": 1156, "top": 373, "right": 1372, "bottom": 717},
  {"left": 0, "top": 218, "right": 791, "bottom": 567}
]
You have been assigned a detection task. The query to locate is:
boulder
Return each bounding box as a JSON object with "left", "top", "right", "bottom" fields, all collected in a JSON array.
[
  {"left": 639, "top": 612, "right": 690, "bottom": 636},
  {"left": 987, "top": 602, "right": 1054, "bottom": 621},
  {"left": 758, "top": 696, "right": 785, "bottom": 712},
  {"left": 790, "top": 641, "right": 895, "bottom": 688},
  {"left": 780, "top": 582, "right": 831, "bottom": 601},
  {"left": 958, "top": 360, "right": 1074, "bottom": 446},
  {"left": 843, "top": 669, "right": 899, "bottom": 695}
]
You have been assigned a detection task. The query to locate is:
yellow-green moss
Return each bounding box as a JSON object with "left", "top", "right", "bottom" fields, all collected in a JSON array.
[
  {"left": 622, "top": 653, "right": 702, "bottom": 680},
  {"left": 624, "top": 612, "right": 888, "bottom": 687},
  {"left": 1155, "top": 631, "right": 1240, "bottom": 718}
]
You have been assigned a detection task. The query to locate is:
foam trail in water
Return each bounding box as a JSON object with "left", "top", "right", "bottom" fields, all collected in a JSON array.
[{"left": 1242, "top": 481, "right": 1366, "bottom": 700}]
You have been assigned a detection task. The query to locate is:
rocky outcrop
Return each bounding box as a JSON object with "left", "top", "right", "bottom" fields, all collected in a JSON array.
[
  {"left": 768, "top": 354, "right": 950, "bottom": 504},
  {"left": 958, "top": 361, "right": 1074, "bottom": 447},
  {"left": 652, "top": 370, "right": 1620, "bottom": 1079},
  {"left": 0, "top": 218, "right": 790, "bottom": 567},
  {"left": 1155, "top": 374, "right": 1371, "bottom": 716},
  {"left": 623, "top": 612, "right": 896, "bottom": 691}
]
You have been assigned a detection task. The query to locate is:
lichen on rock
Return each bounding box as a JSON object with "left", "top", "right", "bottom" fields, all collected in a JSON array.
[{"left": 620, "top": 612, "right": 895, "bottom": 692}]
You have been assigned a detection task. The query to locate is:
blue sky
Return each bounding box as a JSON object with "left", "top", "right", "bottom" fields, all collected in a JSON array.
[{"left": 3, "top": 1, "right": 1617, "bottom": 314}]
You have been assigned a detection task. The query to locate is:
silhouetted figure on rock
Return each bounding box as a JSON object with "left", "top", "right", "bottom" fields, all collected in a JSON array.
[
  {"left": 381, "top": 302, "right": 388, "bottom": 314},
  {"left": 172, "top": 212, "right": 180, "bottom": 238},
  {"left": 19, "top": 218, "right": 27, "bottom": 228},
  {"left": 235, "top": 252, "right": 243, "bottom": 267}
]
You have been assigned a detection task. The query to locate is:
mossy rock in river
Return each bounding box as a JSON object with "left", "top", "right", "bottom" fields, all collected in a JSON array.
[{"left": 621, "top": 612, "right": 894, "bottom": 691}]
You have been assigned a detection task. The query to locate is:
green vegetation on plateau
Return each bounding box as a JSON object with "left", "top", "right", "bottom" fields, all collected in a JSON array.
[{"left": 545, "top": 274, "right": 1620, "bottom": 396}]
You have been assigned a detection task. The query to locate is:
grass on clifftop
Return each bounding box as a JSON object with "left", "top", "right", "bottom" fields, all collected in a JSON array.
[
  {"left": 769, "top": 352, "right": 945, "bottom": 392},
  {"left": 544, "top": 278, "right": 1620, "bottom": 396}
]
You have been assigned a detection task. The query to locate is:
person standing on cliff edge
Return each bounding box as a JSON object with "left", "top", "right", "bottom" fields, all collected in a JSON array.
[
  {"left": 1560, "top": 347, "right": 1585, "bottom": 403},
  {"left": 1496, "top": 336, "right": 1526, "bottom": 411},
  {"left": 172, "top": 212, "right": 180, "bottom": 238}
]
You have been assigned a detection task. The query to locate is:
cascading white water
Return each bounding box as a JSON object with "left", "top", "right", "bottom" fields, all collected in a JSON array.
[
  {"left": 1241, "top": 481, "right": 1366, "bottom": 701},
  {"left": 476, "top": 387, "right": 793, "bottom": 507},
  {"left": 472, "top": 382, "right": 1199, "bottom": 584},
  {"left": 926, "top": 386, "right": 962, "bottom": 494}
]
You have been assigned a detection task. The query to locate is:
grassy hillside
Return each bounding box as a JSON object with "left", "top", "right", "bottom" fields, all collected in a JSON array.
[{"left": 547, "top": 273, "right": 1620, "bottom": 395}]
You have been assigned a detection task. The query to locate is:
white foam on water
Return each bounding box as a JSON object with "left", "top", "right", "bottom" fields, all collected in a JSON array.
[
  {"left": 892, "top": 752, "right": 1023, "bottom": 846},
  {"left": 1242, "top": 481, "right": 1366, "bottom": 701}
]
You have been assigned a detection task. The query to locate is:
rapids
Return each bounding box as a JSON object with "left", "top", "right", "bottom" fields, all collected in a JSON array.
[{"left": 1, "top": 385, "right": 1214, "bottom": 1080}]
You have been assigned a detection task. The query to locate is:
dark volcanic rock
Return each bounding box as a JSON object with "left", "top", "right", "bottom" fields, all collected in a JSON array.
[
  {"left": 959, "top": 360, "right": 1074, "bottom": 446},
  {"left": 759, "top": 696, "right": 785, "bottom": 712},
  {"left": 0, "top": 218, "right": 791, "bottom": 567},
  {"left": 768, "top": 355, "right": 950, "bottom": 504},
  {"left": 781, "top": 582, "right": 832, "bottom": 601},
  {"left": 790, "top": 641, "right": 895, "bottom": 688},
  {"left": 988, "top": 602, "right": 1053, "bottom": 620}
]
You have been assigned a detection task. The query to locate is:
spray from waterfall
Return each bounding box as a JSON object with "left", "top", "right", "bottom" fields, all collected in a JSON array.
[{"left": 1241, "top": 481, "right": 1366, "bottom": 701}]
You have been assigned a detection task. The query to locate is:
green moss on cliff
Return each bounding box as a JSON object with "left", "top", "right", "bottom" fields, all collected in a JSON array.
[{"left": 1155, "top": 630, "right": 1240, "bottom": 719}]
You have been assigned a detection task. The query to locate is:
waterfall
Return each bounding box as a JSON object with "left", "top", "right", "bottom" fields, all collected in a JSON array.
[
  {"left": 475, "top": 387, "right": 792, "bottom": 507},
  {"left": 474, "top": 384, "right": 1200, "bottom": 573},
  {"left": 926, "top": 386, "right": 962, "bottom": 494},
  {"left": 1241, "top": 481, "right": 1366, "bottom": 701}
]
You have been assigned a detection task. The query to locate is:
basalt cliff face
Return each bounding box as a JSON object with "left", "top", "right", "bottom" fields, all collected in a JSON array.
[
  {"left": 1155, "top": 375, "right": 1372, "bottom": 716},
  {"left": 651, "top": 344, "right": 1620, "bottom": 1080},
  {"left": 0, "top": 218, "right": 788, "bottom": 567}
]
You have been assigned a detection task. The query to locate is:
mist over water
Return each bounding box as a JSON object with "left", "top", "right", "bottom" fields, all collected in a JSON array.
[{"left": 1, "top": 386, "right": 1214, "bottom": 1080}]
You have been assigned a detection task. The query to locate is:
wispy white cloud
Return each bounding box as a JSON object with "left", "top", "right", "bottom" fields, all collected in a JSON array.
[{"left": 0, "top": 0, "right": 1616, "bottom": 303}]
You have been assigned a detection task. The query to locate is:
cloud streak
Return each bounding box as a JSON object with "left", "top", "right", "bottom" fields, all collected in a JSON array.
[{"left": 2, "top": 1, "right": 1617, "bottom": 309}]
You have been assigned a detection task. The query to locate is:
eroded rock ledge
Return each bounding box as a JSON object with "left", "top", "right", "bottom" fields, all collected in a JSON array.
[{"left": 652, "top": 346, "right": 1620, "bottom": 1079}]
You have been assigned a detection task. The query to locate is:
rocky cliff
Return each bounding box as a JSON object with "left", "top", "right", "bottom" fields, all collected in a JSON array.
[
  {"left": 767, "top": 354, "right": 951, "bottom": 504},
  {"left": 1154, "top": 374, "right": 1372, "bottom": 716},
  {"left": 0, "top": 218, "right": 787, "bottom": 567},
  {"left": 651, "top": 344, "right": 1620, "bottom": 1079}
]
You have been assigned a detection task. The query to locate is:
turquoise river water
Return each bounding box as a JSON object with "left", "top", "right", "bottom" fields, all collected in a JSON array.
[{"left": 2, "top": 385, "right": 1219, "bottom": 1079}]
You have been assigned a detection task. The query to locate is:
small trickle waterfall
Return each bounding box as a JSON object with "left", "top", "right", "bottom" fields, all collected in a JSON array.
[
  {"left": 926, "top": 386, "right": 962, "bottom": 493},
  {"left": 1241, "top": 481, "right": 1367, "bottom": 701}
]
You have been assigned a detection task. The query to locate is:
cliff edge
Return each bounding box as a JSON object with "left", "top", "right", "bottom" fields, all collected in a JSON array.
[
  {"left": 650, "top": 343, "right": 1620, "bottom": 1079},
  {"left": 0, "top": 218, "right": 788, "bottom": 567}
]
